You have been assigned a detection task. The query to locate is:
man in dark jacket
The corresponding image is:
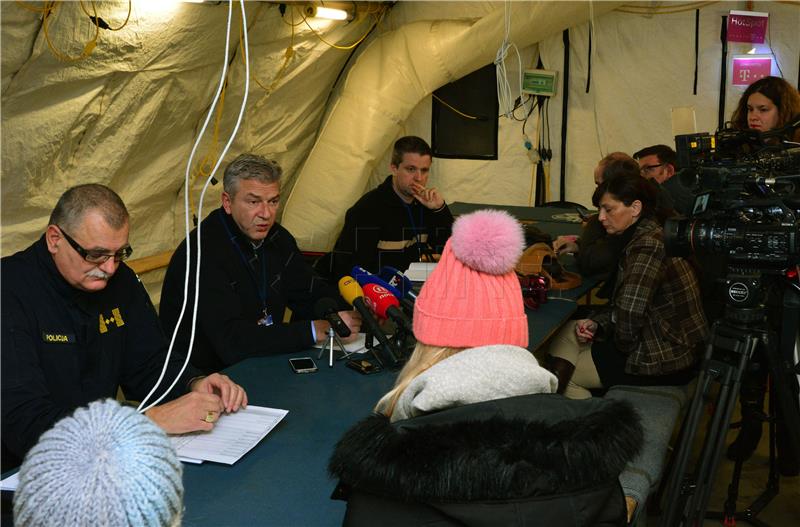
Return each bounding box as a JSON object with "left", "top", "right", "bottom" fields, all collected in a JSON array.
[
  {"left": 160, "top": 154, "right": 361, "bottom": 374},
  {"left": 329, "top": 394, "right": 643, "bottom": 526},
  {"left": 1, "top": 184, "right": 247, "bottom": 472},
  {"left": 633, "top": 144, "right": 695, "bottom": 215},
  {"left": 324, "top": 136, "right": 454, "bottom": 280},
  {"left": 554, "top": 153, "right": 638, "bottom": 279}
]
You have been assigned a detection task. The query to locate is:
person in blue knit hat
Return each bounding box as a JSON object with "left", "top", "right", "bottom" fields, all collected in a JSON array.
[{"left": 14, "top": 399, "right": 184, "bottom": 527}]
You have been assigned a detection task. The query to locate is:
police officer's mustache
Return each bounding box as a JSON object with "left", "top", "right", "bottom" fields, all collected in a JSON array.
[{"left": 86, "top": 269, "right": 110, "bottom": 280}]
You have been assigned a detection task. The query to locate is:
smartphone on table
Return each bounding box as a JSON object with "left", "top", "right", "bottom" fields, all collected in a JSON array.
[{"left": 289, "top": 357, "right": 318, "bottom": 374}]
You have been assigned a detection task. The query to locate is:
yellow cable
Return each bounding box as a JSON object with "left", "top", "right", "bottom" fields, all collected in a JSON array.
[
  {"left": 281, "top": 5, "right": 305, "bottom": 27},
  {"left": 298, "top": 4, "right": 385, "bottom": 51},
  {"left": 431, "top": 93, "right": 479, "bottom": 120},
  {"left": 78, "top": 0, "right": 132, "bottom": 32},
  {"left": 543, "top": 162, "right": 551, "bottom": 203},
  {"left": 527, "top": 163, "right": 536, "bottom": 206},
  {"left": 241, "top": 6, "right": 295, "bottom": 95},
  {"left": 42, "top": 1, "right": 99, "bottom": 63}
]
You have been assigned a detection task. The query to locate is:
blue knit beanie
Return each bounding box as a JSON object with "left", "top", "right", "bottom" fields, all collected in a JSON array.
[{"left": 13, "top": 399, "right": 184, "bottom": 527}]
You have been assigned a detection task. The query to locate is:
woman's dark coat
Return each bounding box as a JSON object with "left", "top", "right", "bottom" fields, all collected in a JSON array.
[{"left": 329, "top": 393, "right": 643, "bottom": 526}]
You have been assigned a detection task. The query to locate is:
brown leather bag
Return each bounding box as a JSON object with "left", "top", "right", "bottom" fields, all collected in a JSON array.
[{"left": 515, "top": 243, "right": 582, "bottom": 290}]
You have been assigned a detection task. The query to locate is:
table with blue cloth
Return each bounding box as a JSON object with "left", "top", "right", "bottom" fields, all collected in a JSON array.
[
  {"left": 178, "top": 294, "right": 589, "bottom": 525},
  {"left": 2, "top": 204, "right": 600, "bottom": 527},
  {"left": 178, "top": 204, "right": 600, "bottom": 525}
]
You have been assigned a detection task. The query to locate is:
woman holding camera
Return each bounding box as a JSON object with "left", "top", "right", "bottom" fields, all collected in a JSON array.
[
  {"left": 730, "top": 75, "right": 800, "bottom": 139},
  {"left": 329, "top": 209, "right": 643, "bottom": 526},
  {"left": 726, "top": 76, "right": 800, "bottom": 473},
  {"left": 545, "top": 174, "right": 707, "bottom": 399}
]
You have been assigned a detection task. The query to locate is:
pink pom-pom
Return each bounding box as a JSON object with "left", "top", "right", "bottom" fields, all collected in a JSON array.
[{"left": 449, "top": 209, "right": 525, "bottom": 275}]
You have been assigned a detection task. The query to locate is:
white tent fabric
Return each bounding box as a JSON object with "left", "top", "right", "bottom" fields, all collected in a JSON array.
[
  {"left": 2, "top": 1, "right": 799, "bottom": 302},
  {"left": 282, "top": 1, "right": 620, "bottom": 251},
  {"left": 1, "top": 1, "right": 383, "bottom": 257}
]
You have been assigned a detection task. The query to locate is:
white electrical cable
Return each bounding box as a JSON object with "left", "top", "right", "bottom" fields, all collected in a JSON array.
[
  {"left": 138, "top": 0, "right": 250, "bottom": 413},
  {"left": 495, "top": 0, "right": 526, "bottom": 118}
]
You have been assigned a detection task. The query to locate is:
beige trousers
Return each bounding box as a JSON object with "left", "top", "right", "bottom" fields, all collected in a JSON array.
[{"left": 547, "top": 322, "right": 603, "bottom": 399}]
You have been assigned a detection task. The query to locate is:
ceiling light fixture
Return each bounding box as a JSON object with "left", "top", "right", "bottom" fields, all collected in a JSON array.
[{"left": 304, "top": 5, "right": 350, "bottom": 21}]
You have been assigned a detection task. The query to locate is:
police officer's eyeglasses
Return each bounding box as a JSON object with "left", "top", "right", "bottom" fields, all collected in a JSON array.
[{"left": 57, "top": 226, "right": 133, "bottom": 263}]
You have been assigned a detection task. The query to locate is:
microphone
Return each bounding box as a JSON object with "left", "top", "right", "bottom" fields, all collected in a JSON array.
[
  {"left": 338, "top": 276, "right": 397, "bottom": 365},
  {"left": 313, "top": 298, "right": 351, "bottom": 338},
  {"left": 361, "top": 283, "right": 413, "bottom": 334},
  {"left": 379, "top": 266, "right": 417, "bottom": 300},
  {"left": 352, "top": 265, "right": 407, "bottom": 299},
  {"left": 353, "top": 270, "right": 414, "bottom": 315}
]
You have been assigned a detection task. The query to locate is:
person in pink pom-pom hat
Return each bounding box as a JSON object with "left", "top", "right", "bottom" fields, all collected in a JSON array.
[
  {"left": 328, "top": 210, "right": 644, "bottom": 527},
  {"left": 374, "top": 209, "right": 557, "bottom": 422}
]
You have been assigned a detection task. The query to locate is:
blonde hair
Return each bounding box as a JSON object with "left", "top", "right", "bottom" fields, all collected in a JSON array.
[{"left": 374, "top": 342, "right": 463, "bottom": 418}]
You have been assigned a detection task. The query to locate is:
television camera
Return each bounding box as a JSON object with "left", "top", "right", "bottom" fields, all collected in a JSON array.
[
  {"left": 660, "top": 122, "right": 800, "bottom": 526},
  {"left": 665, "top": 120, "right": 800, "bottom": 268}
]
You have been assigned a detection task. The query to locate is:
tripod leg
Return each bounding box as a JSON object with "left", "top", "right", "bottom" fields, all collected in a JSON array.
[
  {"left": 773, "top": 286, "right": 800, "bottom": 470},
  {"left": 329, "top": 330, "right": 334, "bottom": 367},
  {"left": 332, "top": 333, "right": 353, "bottom": 360},
  {"left": 727, "top": 366, "right": 768, "bottom": 462},
  {"left": 660, "top": 342, "right": 718, "bottom": 527},
  {"left": 689, "top": 330, "right": 757, "bottom": 525},
  {"left": 661, "top": 321, "right": 760, "bottom": 527}
]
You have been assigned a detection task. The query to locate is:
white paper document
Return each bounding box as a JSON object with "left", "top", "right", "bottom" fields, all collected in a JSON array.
[
  {"left": 405, "top": 262, "right": 437, "bottom": 282},
  {"left": 0, "top": 471, "right": 19, "bottom": 491},
  {"left": 312, "top": 332, "right": 368, "bottom": 354},
  {"left": 171, "top": 405, "right": 288, "bottom": 465}
]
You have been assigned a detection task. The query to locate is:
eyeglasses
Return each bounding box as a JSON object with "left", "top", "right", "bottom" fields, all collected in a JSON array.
[
  {"left": 57, "top": 226, "right": 133, "bottom": 264},
  {"left": 640, "top": 163, "right": 665, "bottom": 175}
]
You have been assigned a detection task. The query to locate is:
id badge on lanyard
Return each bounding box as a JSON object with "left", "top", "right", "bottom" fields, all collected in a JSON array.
[{"left": 257, "top": 308, "right": 273, "bottom": 327}]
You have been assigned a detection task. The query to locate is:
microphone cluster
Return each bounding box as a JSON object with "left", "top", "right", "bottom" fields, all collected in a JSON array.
[{"left": 338, "top": 266, "right": 418, "bottom": 367}]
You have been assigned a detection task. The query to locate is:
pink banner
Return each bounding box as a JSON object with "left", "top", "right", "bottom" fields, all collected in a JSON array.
[
  {"left": 727, "top": 11, "right": 768, "bottom": 43},
  {"left": 732, "top": 57, "right": 772, "bottom": 86}
]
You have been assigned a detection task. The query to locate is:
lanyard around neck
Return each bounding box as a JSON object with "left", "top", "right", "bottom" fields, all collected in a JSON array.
[{"left": 218, "top": 213, "right": 268, "bottom": 309}]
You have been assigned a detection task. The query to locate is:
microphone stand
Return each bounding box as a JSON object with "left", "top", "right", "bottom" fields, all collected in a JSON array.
[
  {"left": 390, "top": 322, "right": 414, "bottom": 360},
  {"left": 317, "top": 327, "right": 350, "bottom": 367},
  {"left": 363, "top": 327, "right": 403, "bottom": 368}
]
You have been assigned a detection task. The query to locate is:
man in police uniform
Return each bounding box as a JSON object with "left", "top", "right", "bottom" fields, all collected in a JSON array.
[{"left": 1, "top": 184, "right": 247, "bottom": 471}]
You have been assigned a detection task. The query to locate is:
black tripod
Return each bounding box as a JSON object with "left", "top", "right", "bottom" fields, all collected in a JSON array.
[{"left": 660, "top": 274, "right": 800, "bottom": 527}]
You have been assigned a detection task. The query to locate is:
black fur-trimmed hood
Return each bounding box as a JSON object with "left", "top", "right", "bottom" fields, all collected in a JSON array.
[{"left": 329, "top": 393, "right": 642, "bottom": 502}]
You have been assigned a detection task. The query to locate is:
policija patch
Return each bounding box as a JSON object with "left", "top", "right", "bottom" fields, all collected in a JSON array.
[
  {"left": 99, "top": 307, "right": 125, "bottom": 334},
  {"left": 41, "top": 332, "right": 76, "bottom": 344}
]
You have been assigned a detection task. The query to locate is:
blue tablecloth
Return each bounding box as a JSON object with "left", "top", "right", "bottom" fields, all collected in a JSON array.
[
  {"left": 181, "top": 353, "right": 396, "bottom": 526},
  {"left": 180, "top": 295, "right": 581, "bottom": 526}
]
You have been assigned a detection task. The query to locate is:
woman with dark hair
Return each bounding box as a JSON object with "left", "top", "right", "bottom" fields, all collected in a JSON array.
[
  {"left": 726, "top": 76, "right": 800, "bottom": 473},
  {"left": 730, "top": 75, "right": 800, "bottom": 140},
  {"left": 545, "top": 174, "right": 708, "bottom": 399}
]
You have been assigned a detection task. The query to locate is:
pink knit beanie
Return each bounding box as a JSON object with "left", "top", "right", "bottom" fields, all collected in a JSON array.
[{"left": 413, "top": 209, "right": 528, "bottom": 348}]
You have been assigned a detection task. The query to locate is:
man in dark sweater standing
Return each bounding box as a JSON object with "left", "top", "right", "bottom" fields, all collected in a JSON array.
[
  {"left": 326, "top": 136, "right": 454, "bottom": 280},
  {"left": 160, "top": 154, "right": 361, "bottom": 374}
]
